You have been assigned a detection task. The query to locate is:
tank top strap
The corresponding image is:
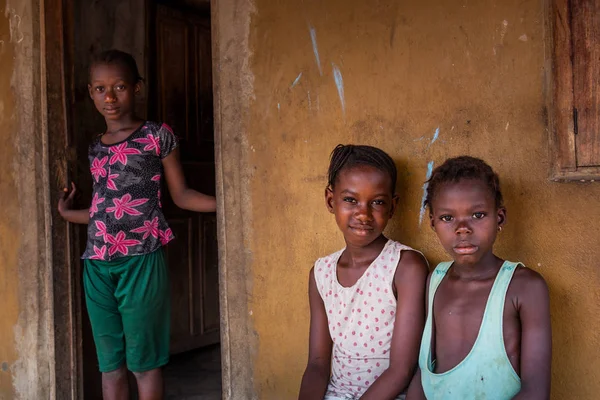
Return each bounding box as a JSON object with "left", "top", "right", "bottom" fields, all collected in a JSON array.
[
  {"left": 480, "top": 261, "right": 521, "bottom": 335},
  {"left": 426, "top": 262, "right": 453, "bottom": 315}
]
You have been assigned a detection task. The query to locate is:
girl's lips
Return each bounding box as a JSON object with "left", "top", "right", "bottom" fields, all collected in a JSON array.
[
  {"left": 453, "top": 245, "right": 478, "bottom": 255},
  {"left": 349, "top": 226, "right": 373, "bottom": 236}
]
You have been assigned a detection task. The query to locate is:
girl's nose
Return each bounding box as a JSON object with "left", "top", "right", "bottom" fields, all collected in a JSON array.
[
  {"left": 355, "top": 204, "right": 373, "bottom": 222},
  {"left": 455, "top": 220, "right": 472, "bottom": 234},
  {"left": 104, "top": 90, "right": 116, "bottom": 102}
]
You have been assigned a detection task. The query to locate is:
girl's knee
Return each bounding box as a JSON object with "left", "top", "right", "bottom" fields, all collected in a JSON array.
[
  {"left": 102, "top": 365, "right": 128, "bottom": 381},
  {"left": 132, "top": 367, "right": 161, "bottom": 381}
]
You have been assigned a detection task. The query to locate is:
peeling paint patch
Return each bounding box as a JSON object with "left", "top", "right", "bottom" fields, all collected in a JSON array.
[
  {"left": 332, "top": 63, "right": 345, "bottom": 115},
  {"left": 4, "top": 7, "right": 24, "bottom": 44},
  {"left": 1, "top": 362, "right": 7, "bottom": 371},
  {"left": 419, "top": 161, "right": 435, "bottom": 226},
  {"left": 519, "top": 34, "right": 528, "bottom": 42},
  {"left": 290, "top": 72, "right": 302, "bottom": 88},
  {"left": 309, "top": 25, "right": 323, "bottom": 76}
]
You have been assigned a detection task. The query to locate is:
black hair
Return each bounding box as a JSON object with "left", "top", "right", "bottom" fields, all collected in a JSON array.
[
  {"left": 90, "top": 49, "right": 143, "bottom": 83},
  {"left": 327, "top": 144, "right": 397, "bottom": 193},
  {"left": 425, "top": 156, "right": 503, "bottom": 211}
]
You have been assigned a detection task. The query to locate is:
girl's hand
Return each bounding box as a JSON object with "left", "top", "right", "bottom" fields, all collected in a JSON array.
[{"left": 58, "top": 182, "right": 77, "bottom": 216}]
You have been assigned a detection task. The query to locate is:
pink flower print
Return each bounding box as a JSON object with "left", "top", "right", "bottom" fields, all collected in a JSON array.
[
  {"left": 133, "top": 134, "right": 161, "bottom": 156},
  {"left": 159, "top": 228, "right": 173, "bottom": 245},
  {"left": 151, "top": 174, "right": 161, "bottom": 182},
  {"left": 89, "top": 192, "right": 105, "bottom": 218},
  {"left": 107, "top": 169, "right": 119, "bottom": 191},
  {"left": 89, "top": 245, "right": 107, "bottom": 260},
  {"left": 130, "top": 217, "right": 160, "bottom": 239},
  {"left": 95, "top": 221, "right": 108, "bottom": 241},
  {"left": 109, "top": 142, "right": 141, "bottom": 166},
  {"left": 106, "top": 231, "right": 142, "bottom": 256},
  {"left": 90, "top": 156, "right": 108, "bottom": 182},
  {"left": 158, "top": 189, "right": 162, "bottom": 208},
  {"left": 106, "top": 194, "right": 149, "bottom": 220},
  {"left": 161, "top": 123, "right": 174, "bottom": 134}
]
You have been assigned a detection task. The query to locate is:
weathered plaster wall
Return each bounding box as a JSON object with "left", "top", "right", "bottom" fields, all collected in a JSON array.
[
  {"left": 217, "top": 0, "right": 600, "bottom": 399},
  {"left": 0, "top": 0, "right": 54, "bottom": 398}
]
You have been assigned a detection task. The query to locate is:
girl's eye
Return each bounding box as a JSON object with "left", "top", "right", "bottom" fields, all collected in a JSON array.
[
  {"left": 473, "top": 212, "right": 486, "bottom": 219},
  {"left": 440, "top": 215, "right": 453, "bottom": 222},
  {"left": 95, "top": 87, "right": 104, "bottom": 92},
  {"left": 116, "top": 85, "right": 126, "bottom": 91},
  {"left": 343, "top": 197, "right": 357, "bottom": 204},
  {"left": 372, "top": 200, "right": 385, "bottom": 206}
]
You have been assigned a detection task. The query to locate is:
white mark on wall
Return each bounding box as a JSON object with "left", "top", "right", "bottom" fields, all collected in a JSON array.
[
  {"left": 277, "top": 103, "right": 281, "bottom": 112},
  {"left": 291, "top": 72, "right": 302, "bottom": 88},
  {"left": 519, "top": 34, "right": 528, "bottom": 42},
  {"left": 316, "top": 94, "right": 321, "bottom": 111},
  {"left": 419, "top": 161, "right": 435, "bottom": 226},
  {"left": 5, "top": 7, "right": 24, "bottom": 44},
  {"left": 500, "top": 20, "right": 509, "bottom": 44},
  {"left": 309, "top": 25, "right": 323, "bottom": 76},
  {"left": 332, "top": 63, "right": 345, "bottom": 115},
  {"left": 505, "top": 122, "right": 510, "bottom": 130}
]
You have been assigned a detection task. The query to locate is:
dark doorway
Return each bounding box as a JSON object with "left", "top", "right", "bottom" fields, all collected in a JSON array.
[{"left": 53, "top": 0, "right": 221, "bottom": 398}]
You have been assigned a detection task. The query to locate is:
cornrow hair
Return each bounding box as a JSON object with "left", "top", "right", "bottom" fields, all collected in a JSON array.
[
  {"left": 327, "top": 144, "right": 397, "bottom": 193},
  {"left": 90, "top": 49, "right": 143, "bottom": 83},
  {"left": 425, "top": 156, "right": 503, "bottom": 211}
]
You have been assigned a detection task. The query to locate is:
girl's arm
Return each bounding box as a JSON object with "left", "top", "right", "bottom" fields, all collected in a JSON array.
[
  {"left": 162, "top": 148, "right": 216, "bottom": 213},
  {"left": 298, "top": 267, "right": 333, "bottom": 400},
  {"left": 510, "top": 269, "right": 551, "bottom": 400},
  {"left": 359, "top": 250, "right": 429, "bottom": 400},
  {"left": 406, "top": 368, "right": 426, "bottom": 400},
  {"left": 57, "top": 183, "right": 90, "bottom": 224}
]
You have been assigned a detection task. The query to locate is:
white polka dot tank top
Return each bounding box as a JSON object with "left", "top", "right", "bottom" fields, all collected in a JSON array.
[{"left": 314, "top": 239, "right": 414, "bottom": 399}]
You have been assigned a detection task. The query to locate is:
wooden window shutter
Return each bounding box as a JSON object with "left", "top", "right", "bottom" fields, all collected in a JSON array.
[{"left": 551, "top": 0, "right": 600, "bottom": 181}]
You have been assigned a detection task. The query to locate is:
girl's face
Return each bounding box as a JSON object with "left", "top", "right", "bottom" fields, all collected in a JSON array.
[
  {"left": 429, "top": 178, "right": 506, "bottom": 266},
  {"left": 88, "top": 63, "right": 140, "bottom": 121},
  {"left": 326, "top": 165, "right": 397, "bottom": 248}
]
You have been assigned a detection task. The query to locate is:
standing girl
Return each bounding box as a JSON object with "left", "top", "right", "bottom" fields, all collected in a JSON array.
[
  {"left": 58, "top": 49, "right": 216, "bottom": 400},
  {"left": 406, "top": 156, "right": 551, "bottom": 399},
  {"left": 299, "top": 145, "right": 429, "bottom": 400}
]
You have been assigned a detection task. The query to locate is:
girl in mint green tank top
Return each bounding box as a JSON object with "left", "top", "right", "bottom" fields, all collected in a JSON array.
[{"left": 406, "top": 156, "right": 552, "bottom": 400}]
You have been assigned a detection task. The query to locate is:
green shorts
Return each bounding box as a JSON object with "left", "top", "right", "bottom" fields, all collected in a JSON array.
[{"left": 83, "top": 248, "right": 170, "bottom": 373}]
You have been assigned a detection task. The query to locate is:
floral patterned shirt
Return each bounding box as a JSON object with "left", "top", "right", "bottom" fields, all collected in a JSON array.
[{"left": 82, "top": 121, "right": 178, "bottom": 261}]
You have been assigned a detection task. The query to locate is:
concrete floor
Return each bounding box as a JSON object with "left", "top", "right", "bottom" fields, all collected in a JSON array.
[{"left": 164, "top": 344, "right": 222, "bottom": 400}]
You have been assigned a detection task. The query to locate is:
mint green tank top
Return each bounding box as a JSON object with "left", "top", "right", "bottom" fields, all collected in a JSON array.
[{"left": 418, "top": 261, "right": 522, "bottom": 400}]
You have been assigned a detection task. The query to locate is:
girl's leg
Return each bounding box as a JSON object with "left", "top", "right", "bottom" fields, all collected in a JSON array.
[
  {"left": 102, "top": 365, "right": 129, "bottom": 400},
  {"left": 133, "top": 368, "right": 164, "bottom": 400}
]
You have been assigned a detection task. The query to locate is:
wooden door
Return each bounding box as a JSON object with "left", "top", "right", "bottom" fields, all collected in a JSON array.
[{"left": 153, "top": 3, "right": 220, "bottom": 354}]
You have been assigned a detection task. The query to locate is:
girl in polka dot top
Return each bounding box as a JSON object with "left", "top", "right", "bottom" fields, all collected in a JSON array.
[{"left": 298, "top": 145, "right": 429, "bottom": 400}]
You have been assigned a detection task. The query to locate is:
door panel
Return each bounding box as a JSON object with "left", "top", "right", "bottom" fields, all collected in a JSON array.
[{"left": 155, "top": 3, "right": 219, "bottom": 354}]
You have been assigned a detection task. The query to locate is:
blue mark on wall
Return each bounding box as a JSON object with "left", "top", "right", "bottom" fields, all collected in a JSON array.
[
  {"left": 426, "top": 127, "right": 440, "bottom": 149},
  {"left": 332, "top": 63, "right": 345, "bottom": 115},
  {"left": 291, "top": 72, "right": 302, "bottom": 88},
  {"left": 309, "top": 26, "right": 323, "bottom": 76},
  {"left": 419, "top": 161, "right": 435, "bottom": 225}
]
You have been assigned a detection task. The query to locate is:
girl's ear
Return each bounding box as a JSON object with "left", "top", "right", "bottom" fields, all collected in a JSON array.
[
  {"left": 134, "top": 81, "right": 142, "bottom": 94},
  {"left": 429, "top": 211, "right": 436, "bottom": 231},
  {"left": 497, "top": 207, "right": 507, "bottom": 229},
  {"left": 88, "top": 84, "right": 93, "bottom": 99},
  {"left": 389, "top": 194, "right": 399, "bottom": 218},
  {"left": 325, "top": 187, "right": 335, "bottom": 214}
]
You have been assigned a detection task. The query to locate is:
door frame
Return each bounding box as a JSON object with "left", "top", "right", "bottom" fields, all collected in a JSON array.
[{"left": 44, "top": 0, "right": 256, "bottom": 398}]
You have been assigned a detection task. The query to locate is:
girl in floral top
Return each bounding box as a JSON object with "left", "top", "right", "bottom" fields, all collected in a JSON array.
[{"left": 58, "top": 49, "right": 216, "bottom": 399}]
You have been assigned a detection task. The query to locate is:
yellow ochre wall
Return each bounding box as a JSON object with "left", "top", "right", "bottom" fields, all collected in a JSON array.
[{"left": 242, "top": 0, "right": 600, "bottom": 398}]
